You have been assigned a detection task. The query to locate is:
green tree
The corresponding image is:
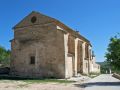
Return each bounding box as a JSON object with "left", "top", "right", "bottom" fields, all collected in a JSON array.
[
  {"left": 98, "top": 61, "right": 110, "bottom": 74},
  {"left": 0, "top": 46, "right": 10, "bottom": 67},
  {"left": 105, "top": 33, "right": 120, "bottom": 72}
]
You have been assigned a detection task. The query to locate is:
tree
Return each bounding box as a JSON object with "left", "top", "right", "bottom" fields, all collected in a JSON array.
[
  {"left": 97, "top": 61, "right": 110, "bottom": 74},
  {"left": 105, "top": 33, "right": 120, "bottom": 72},
  {"left": 0, "top": 46, "right": 10, "bottom": 67}
]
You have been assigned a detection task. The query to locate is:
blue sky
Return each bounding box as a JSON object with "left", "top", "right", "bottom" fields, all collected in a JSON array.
[{"left": 0, "top": 0, "right": 120, "bottom": 62}]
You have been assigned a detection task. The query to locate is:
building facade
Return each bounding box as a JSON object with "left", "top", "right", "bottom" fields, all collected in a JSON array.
[{"left": 10, "top": 11, "right": 100, "bottom": 78}]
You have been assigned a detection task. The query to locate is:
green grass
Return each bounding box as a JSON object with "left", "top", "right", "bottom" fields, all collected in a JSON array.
[
  {"left": 22, "top": 79, "right": 74, "bottom": 84},
  {"left": 0, "top": 75, "right": 74, "bottom": 84}
]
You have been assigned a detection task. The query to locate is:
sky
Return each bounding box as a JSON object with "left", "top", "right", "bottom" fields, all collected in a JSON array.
[{"left": 0, "top": 0, "right": 120, "bottom": 62}]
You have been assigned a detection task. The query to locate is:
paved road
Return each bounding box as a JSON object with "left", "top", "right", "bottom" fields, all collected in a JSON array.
[{"left": 84, "top": 74, "right": 120, "bottom": 90}]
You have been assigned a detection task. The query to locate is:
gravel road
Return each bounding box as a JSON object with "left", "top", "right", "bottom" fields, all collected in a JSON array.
[{"left": 84, "top": 74, "right": 120, "bottom": 90}]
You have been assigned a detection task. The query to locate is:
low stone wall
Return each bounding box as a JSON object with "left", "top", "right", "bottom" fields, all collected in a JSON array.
[
  {"left": 0, "top": 67, "right": 10, "bottom": 75},
  {"left": 112, "top": 73, "right": 120, "bottom": 80}
]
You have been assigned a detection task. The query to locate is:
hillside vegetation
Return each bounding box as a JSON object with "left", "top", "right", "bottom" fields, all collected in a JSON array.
[{"left": 0, "top": 46, "right": 10, "bottom": 67}]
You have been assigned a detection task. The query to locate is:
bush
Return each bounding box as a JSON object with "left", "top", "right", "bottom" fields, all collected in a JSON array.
[
  {"left": 89, "top": 72, "right": 100, "bottom": 75},
  {"left": 0, "top": 46, "right": 10, "bottom": 67}
]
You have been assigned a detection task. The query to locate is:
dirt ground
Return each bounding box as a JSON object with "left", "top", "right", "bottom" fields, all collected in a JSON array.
[{"left": 0, "top": 80, "right": 83, "bottom": 90}]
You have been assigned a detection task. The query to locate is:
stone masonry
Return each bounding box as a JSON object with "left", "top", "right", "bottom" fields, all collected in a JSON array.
[{"left": 10, "top": 11, "right": 100, "bottom": 78}]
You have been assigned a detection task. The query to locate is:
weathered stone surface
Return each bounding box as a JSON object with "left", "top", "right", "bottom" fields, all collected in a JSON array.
[
  {"left": 11, "top": 13, "right": 65, "bottom": 78},
  {"left": 68, "top": 34, "right": 75, "bottom": 54},
  {"left": 10, "top": 11, "right": 100, "bottom": 78},
  {"left": 77, "top": 40, "right": 83, "bottom": 73},
  {"left": 112, "top": 73, "right": 120, "bottom": 80}
]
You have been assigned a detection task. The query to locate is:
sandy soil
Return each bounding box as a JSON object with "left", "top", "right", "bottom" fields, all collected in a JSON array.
[{"left": 0, "top": 80, "right": 83, "bottom": 90}]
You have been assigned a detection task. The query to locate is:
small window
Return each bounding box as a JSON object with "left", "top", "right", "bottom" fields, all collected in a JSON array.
[
  {"left": 31, "top": 16, "right": 37, "bottom": 23},
  {"left": 30, "top": 56, "right": 35, "bottom": 64}
]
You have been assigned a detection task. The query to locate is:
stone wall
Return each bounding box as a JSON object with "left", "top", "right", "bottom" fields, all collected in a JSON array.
[
  {"left": 10, "top": 11, "right": 100, "bottom": 78},
  {"left": 82, "top": 60, "right": 89, "bottom": 74},
  {"left": 68, "top": 34, "right": 75, "bottom": 54},
  {"left": 77, "top": 40, "right": 83, "bottom": 73},
  {"left": 90, "top": 56, "right": 100, "bottom": 73},
  {"left": 82, "top": 42, "right": 91, "bottom": 74},
  {"left": 10, "top": 23, "right": 65, "bottom": 78}
]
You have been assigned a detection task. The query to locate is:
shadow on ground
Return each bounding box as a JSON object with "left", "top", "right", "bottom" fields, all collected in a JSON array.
[
  {"left": 0, "top": 75, "right": 59, "bottom": 80},
  {"left": 74, "top": 82, "right": 120, "bottom": 88}
]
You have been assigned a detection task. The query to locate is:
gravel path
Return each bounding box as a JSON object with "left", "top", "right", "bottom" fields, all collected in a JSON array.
[
  {"left": 0, "top": 80, "right": 83, "bottom": 90},
  {"left": 84, "top": 74, "right": 120, "bottom": 90}
]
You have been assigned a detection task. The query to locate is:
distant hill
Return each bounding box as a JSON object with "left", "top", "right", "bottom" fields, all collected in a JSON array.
[
  {"left": 96, "top": 62, "right": 104, "bottom": 65},
  {"left": 96, "top": 62, "right": 109, "bottom": 66}
]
